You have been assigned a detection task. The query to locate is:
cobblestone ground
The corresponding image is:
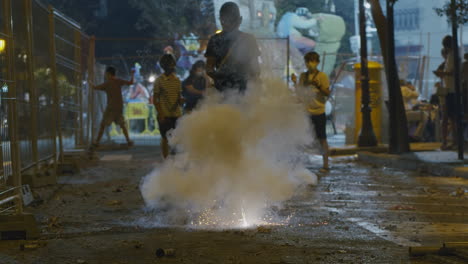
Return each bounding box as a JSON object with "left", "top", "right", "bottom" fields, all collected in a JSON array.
[{"left": 0, "top": 146, "right": 467, "bottom": 264}]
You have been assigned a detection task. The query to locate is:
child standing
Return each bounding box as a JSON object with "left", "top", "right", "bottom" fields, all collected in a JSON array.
[
  {"left": 182, "top": 60, "right": 209, "bottom": 113},
  {"left": 92, "top": 66, "right": 134, "bottom": 148},
  {"left": 294, "top": 52, "right": 331, "bottom": 172},
  {"left": 153, "top": 54, "right": 183, "bottom": 158}
]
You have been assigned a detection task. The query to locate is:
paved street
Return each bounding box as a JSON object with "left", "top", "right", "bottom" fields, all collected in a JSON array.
[{"left": 1, "top": 146, "right": 467, "bottom": 264}]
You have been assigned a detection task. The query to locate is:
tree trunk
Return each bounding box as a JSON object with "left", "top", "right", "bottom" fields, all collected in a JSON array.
[{"left": 369, "top": 0, "right": 410, "bottom": 153}]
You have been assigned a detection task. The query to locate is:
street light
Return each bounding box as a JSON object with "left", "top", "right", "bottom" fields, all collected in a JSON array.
[{"left": 357, "top": 0, "right": 377, "bottom": 147}]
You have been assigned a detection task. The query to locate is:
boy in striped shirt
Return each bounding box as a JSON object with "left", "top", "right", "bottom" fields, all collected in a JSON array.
[{"left": 153, "top": 54, "right": 183, "bottom": 158}]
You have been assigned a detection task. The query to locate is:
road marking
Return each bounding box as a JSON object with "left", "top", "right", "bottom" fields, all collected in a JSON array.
[
  {"left": 317, "top": 204, "right": 467, "bottom": 216},
  {"left": 321, "top": 208, "right": 421, "bottom": 246},
  {"left": 322, "top": 199, "right": 468, "bottom": 209},
  {"left": 347, "top": 217, "right": 421, "bottom": 247},
  {"left": 101, "top": 154, "right": 133, "bottom": 161}
]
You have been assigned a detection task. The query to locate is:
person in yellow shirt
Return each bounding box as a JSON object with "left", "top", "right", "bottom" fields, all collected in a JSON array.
[
  {"left": 293, "top": 52, "right": 330, "bottom": 172},
  {"left": 153, "top": 54, "right": 183, "bottom": 158}
]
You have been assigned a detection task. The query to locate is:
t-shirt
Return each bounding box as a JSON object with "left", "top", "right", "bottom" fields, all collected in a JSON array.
[
  {"left": 444, "top": 50, "right": 455, "bottom": 93},
  {"left": 94, "top": 78, "right": 132, "bottom": 111},
  {"left": 205, "top": 29, "right": 260, "bottom": 90},
  {"left": 182, "top": 75, "right": 206, "bottom": 103},
  {"left": 299, "top": 71, "right": 330, "bottom": 115},
  {"left": 153, "top": 73, "right": 182, "bottom": 117}
]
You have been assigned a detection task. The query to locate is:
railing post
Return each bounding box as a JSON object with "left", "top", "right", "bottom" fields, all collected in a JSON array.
[
  {"left": 4, "top": 0, "right": 23, "bottom": 213},
  {"left": 321, "top": 51, "right": 327, "bottom": 72},
  {"left": 74, "top": 29, "right": 83, "bottom": 147},
  {"left": 48, "top": 5, "right": 63, "bottom": 165},
  {"left": 24, "top": 0, "right": 39, "bottom": 177},
  {"left": 286, "top": 37, "right": 290, "bottom": 85},
  {"left": 89, "top": 36, "right": 96, "bottom": 144}
]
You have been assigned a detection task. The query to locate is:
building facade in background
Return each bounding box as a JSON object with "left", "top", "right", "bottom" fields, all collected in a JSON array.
[{"left": 391, "top": 0, "right": 466, "bottom": 98}]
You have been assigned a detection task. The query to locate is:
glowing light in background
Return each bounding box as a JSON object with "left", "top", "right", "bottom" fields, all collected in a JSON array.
[
  {"left": 1, "top": 84, "right": 8, "bottom": 93},
  {"left": 148, "top": 75, "right": 156, "bottom": 83},
  {"left": 215, "top": 29, "right": 222, "bottom": 34},
  {"left": 0, "top": 39, "right": 5, "bottom": 53}
]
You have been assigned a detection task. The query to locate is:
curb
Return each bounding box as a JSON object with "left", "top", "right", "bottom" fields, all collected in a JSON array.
[
  {"left": 330, "top": 145, "right": 388, "bottom": 156},
  {"left": 357, "top": 151, "right": 468, "bottom": 179},
  {"left": 330, "top": 142, "right": 443, "bottom": 157}
]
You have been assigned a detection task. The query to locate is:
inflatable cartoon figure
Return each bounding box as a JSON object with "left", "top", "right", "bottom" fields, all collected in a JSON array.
[
  {"left": 309, "top": 12, "right": 345, "bottom": 75},
  {"left": 277, "top": 7, "right": 345, "bottom": 75},
  {"left": 277, "top": 8, "right": 319, "bottom": 54}
]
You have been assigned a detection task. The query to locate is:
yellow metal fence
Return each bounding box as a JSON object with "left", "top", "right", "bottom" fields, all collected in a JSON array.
[{"left": 0, "top": 0, "right": 92, "bottom": 215}]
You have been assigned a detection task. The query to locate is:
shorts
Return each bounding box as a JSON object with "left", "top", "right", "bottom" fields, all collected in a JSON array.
[
  {"left": 310, "top": 113, "right": 327, "bottom": 140},
  {"left": 184, "top": 99, "right": 200, "bottom": 113},
  {"left": 446, "top": 93, "right": 457, "bottom": 119},
  {"left": 101, "top": 108, "right": 125, "bottom": 127},
  {"left": 158, "top": 117, "right": 178, "bottom": 138}
]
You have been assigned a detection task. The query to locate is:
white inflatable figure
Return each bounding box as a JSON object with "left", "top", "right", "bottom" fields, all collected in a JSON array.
[
  {"left": 324, "top": 0, "right": 336, "bottom": 13},
  {"left": 277, "top": 6, "right": 345, "bottom": 76},
  {"left": 133, "top": 62, "right": 142, "bottom": 83},
  {"left": 276, "top": 8, "right": 319, "bottom": 54}
]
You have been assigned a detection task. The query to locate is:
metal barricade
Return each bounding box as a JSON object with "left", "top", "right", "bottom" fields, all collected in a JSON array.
[
  {"left": 0, "top": 0, "right": 92, "bottom": 218},
  {"left": 31, "top": 1, "right": 56, "bottom": 180},
  {"left": 52, "top": 8, "right": 82, "bottom": 154},
  {"left": 1, "top": 0, "right": 23, "bottom": 215}
]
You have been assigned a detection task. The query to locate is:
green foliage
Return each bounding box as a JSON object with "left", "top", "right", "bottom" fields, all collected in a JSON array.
[
  {"left": 434, "top": 0, "right": 468, "bottom": 25},
  {"left": 129, "top": 0, "right": 215, "bottom": 38},
  {"left": 34, "top": 67, "right": 75, "bottom": 97}
]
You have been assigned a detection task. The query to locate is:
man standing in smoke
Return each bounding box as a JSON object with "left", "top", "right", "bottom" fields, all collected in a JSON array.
[{"left": 205, "top": 2, "right": 260, "bottom": 93}]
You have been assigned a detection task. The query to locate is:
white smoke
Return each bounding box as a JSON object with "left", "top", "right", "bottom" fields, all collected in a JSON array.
[{"left": 140, "top": 75, "right": 317, "bottom": 228}]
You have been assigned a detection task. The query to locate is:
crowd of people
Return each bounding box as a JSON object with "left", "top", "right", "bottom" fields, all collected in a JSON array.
[
  {"left": 89, "top": 2, "right": 467, "bottom": 172},
  {"left": 89, "top": 1, "right": 332, "bottom": 171},
  {"left": 402, "top": 35, "right": 468, "bottom": 150}
]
